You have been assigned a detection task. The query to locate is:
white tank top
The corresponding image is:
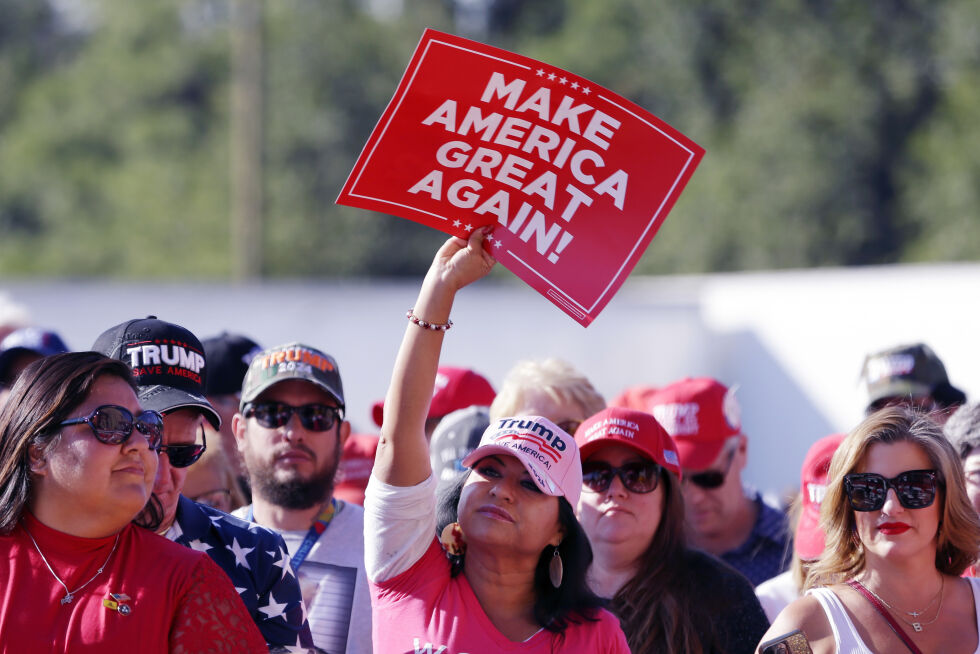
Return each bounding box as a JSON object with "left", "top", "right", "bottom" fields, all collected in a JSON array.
[{"left": 807, "top": 577, "right": 980, "bottom": 654}]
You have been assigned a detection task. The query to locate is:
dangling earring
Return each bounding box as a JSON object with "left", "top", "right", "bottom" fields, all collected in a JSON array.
[
  {"left": 549, "top": 545, "right": 563, "bottom": 588},
  {"left": 440, "top": 522, "right": 466, "bottom": 556}
]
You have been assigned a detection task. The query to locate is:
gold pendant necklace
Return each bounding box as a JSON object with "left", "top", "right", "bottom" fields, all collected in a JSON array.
[{"left": 22, "top": 523, "right": 120, "bottom": 605}]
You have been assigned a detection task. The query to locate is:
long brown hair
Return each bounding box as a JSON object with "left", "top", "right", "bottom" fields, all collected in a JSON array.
[
  {"left": 610, "top": 469, "right": 713, "bottom": 654},
  {"left": 807, "top": 406, "right": 980, "bottom": 588},
  {"left": 0, "top": 351, "right": 151, "bottom": 533}
]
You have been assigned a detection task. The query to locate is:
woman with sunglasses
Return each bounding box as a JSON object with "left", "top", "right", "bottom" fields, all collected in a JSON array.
[
  {"left": 759, "top": 406, "right": 980, "bottom": 653},
  {"left": 575, "top": 406, "right": 770, "bottom": 653},
  {"left": 0, "top": 352, "right": 266, "bottom": 652},
  {"left": 365, "top": 230, "right": 629, "bottom": 652}
]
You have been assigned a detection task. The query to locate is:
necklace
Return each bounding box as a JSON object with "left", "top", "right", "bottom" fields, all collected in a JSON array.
[
  {"left": 22, "top": 523, "right": 120, "bottom": 605},
  {"left": 861, "top": 576, "right": 945, "bottom": 632}
]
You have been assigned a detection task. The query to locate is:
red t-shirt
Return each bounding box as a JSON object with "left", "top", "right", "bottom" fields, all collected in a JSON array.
[
  {"left": 0, "top": 512, "right": 266, "bottom": 653},
  {"left": 371, "top": 536, "right": 629, "bottom": 654}
]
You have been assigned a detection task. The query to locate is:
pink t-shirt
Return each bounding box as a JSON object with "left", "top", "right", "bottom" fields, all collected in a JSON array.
[{"left": 365, "top": 475, "right": 629, "bottom": 654}]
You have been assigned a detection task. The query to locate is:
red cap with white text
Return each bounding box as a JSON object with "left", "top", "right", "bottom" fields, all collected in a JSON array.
[
  {"left": 575, "top": 407, "right": 682, "bottom": 479},
  {"left": 795, "top": 433, "right": 844, "bottom": 560}
]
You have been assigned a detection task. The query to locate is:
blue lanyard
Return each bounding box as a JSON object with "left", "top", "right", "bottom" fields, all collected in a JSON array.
[{"left": 247, "top": 498, "right": 337, "bottom": 572}]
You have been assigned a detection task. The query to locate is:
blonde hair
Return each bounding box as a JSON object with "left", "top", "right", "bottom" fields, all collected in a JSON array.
[
  {"left": 183, "top": 426, "right": 247, "bottom": 511},
  {"left": 806, "top": 406, "right": 980, "bottom": 589},
  {"left": 489, "top": 358, "right": 605, "bottom": 421}
]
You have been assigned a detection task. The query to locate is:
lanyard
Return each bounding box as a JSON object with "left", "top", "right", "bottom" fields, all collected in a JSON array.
[{"left": 247, "top": 498, "right": 337, "bottom": 572}]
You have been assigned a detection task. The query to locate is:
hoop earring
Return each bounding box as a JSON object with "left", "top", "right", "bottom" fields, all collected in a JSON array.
[{"left": 549, "top": 546, "right": 563, "bottom": 588}]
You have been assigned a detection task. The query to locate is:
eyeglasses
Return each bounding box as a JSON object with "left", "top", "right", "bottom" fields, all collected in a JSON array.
[
  {"left": 58, "top": 405, "right": 164, "bottom": 449},
  {"left": 582, "top": 460, "right": 662, "bottom": 494},
  {"left": 556, "top": 419, "right": 582, "bottom": 436},
  {"left": 243, "top": 402, "right": 343, "bottom": 432},
  {"left": 843, "top": 469, "right": 939, "bottom": 512},
  {"left": 685, "top": 447, "right": 737, "bottom": 490},
  {"left": 155, "top": 428, "right": 206, "bottom": 469}
]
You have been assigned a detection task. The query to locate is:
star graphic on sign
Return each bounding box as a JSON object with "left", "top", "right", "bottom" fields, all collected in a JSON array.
[
  {"left": 547, "top": 72, "right": 556, "bottom": 81},
  {"left": 188, "top": 539, "right": 212, "bottom": 553},
  {"left": 452, "top": 219, "right": 461, "bottom": 228},
  {"left": 228, "top": 537, "right": 254, "bottom": 570},
  {"left": 493, "top": 239, "right": 502, "bottom": 248},
  {"left": 582, "top": 87, "right": 591, "bottom": 95},
  {"left": 464, "top": 224, "right": 473, "bottom": 232},
  {"left": 259, "top": 594, "right": 289, "bottom": 619},
  {"left": 571, "top": 81, "right": 580, "bottom": 90},
  {"left": 486, "top": 234, "right": 495, "bottom": 243},
  {"left": 559, "top": 76, "right": 568, "bottom": 85},
  {"left": 536, "top": 68, "right": 545, "bottom": 77}
]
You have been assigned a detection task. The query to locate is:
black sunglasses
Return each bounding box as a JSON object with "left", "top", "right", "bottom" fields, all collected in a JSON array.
[
  {"left": 243, "top": 402, "right": 343, "bottom": 432},
  {"left": 59, "top": 405, "right": 164, "bottom": 449},
  {"left": 685, "top": 447, "right": 737, "bottom": 490},
  {"left": 582, "top": 460, "right": 662, "bottom": 494},
  {"left": 155, "top": 428, "right": 206, "bottom": 469},
  {"left": 843, "top": 469, "right": 939, "bottom": 512}
]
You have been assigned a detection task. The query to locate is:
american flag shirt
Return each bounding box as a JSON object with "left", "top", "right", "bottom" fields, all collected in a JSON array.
[{"left": 170, "top": 495, "right": 314, "bottom": 650}]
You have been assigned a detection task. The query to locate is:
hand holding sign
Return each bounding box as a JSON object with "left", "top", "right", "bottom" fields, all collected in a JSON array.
[{"left": 338, "top": 29, "right": 703, "bottom": 326}]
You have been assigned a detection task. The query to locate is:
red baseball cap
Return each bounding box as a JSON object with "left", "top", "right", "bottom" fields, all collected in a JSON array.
[
  {"left": 575, "top": 407, "right": 682, "bottom": 479},
  {"left": 608, "top": 384, "right": 659, "bottom": 412},
  {"left": 372, "top": 366, "right": 495, "bottom": 428},
  {"left": 644, "top": 377, "right": 741, "bottom": 470},
  {"left": 795, "top": 433, "right": 844, "bottom": 560},
  {"left": 333, "top": 433, "right": 380, "bottom": 506}
]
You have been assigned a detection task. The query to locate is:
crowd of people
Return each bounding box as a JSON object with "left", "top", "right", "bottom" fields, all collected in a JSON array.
[{"left": 1, "top": 237, "right": 978, "bottom": 653}]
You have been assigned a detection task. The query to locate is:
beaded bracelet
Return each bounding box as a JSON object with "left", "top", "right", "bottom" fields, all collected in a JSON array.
[{"left": 406, "top": 309, "right": 453, "bottom": 331}]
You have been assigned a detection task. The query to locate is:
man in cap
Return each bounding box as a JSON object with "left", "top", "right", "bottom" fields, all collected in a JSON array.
[
  {"left": 232, "top": 342, "right": 371, "bottom": 654},
  {"left": 0, "top": 327, "right": 69, "bottom": 406},
  {"left": 944, "top": 402, "right": 980, "bottom": 517},
  {"left": 93, "top": 317, "right": 313, "bottom": 650},
  {"left": 642, "top": 377, "right": 789, "bottom": 586},
  {"left": 371, "top": 365, "right": 495, "bottom": 440},
  {"left": 202, "top": 331, "right": 263, "bottom": 499},
  {"left": 860, "top": 342, "right": 966, "bottom": 420}
]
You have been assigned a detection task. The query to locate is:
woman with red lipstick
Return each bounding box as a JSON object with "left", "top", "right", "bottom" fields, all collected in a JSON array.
[
  {"left": 760, "top": 407, "right": 980, "bottom": 654},
  {"left": 364, "top": 230, "right": 629, "bottom": 652},
  {"left": 0, "top": 352, "right": 266, "bottom": 652},
  {"left": 574, "top": 406, "right": 770, "bottom": 653}
]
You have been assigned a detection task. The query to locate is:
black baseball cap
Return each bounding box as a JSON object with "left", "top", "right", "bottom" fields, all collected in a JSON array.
[
  {"left": 92, "top": 316, "right": 220, "bottom": 428},
  {"left": 202, "top": 332, "right": 263, "bottom": 396}
]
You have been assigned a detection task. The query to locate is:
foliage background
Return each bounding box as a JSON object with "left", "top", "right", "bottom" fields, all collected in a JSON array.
[{"left": 1, "top": 0, "right": 978, "bottom": 279}]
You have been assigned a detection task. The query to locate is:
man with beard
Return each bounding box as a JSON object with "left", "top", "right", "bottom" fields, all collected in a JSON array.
[
  {"left": 232, "top": 342, "right": 371, "bottom": 654},
  {"left": 93, "top": 317, "right": 314, "bottom": 651}
]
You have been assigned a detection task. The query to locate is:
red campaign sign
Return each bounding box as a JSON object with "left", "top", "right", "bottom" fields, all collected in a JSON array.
[{"left": 338, "top": 29, "right": 704, "bottom": 326}]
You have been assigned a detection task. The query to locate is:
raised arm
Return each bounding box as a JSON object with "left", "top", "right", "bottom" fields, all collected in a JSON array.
[{"left": 373, "top": 229, "right": 496, "bottom": 487}]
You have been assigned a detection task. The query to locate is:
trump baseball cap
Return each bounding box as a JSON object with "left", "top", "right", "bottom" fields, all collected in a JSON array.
[
  {"left": 93, "top": 317, "right": 220, "bottom": 428},
  {"left": 575, "top": 407, "right": 682, "bottom": 479},
  {"left": 645, "top": 377, "right": 742, "bottom": 470},
  {"left": 461, "top": 416, "right": 582, "bottom": 508},
  {"left": 795, "top": 433, "right": 844, "bottom": 560},
  {"left": 860, "top": 342, "right": 965, "bottom": 412},
  {"left": 372, "top": 366, "right": 495, "bottom": 428},
  {"left": 240, "top": 342, "right": 344, "bottom": 410}
]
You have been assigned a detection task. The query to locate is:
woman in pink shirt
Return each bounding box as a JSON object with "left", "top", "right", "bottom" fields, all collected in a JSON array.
[{"left": 365, "top": 230, "right": 629, "bottom": 653}]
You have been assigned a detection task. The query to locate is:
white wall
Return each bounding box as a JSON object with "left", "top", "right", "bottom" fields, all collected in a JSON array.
[{"left": 3, "top": 261, "right": 978, "bottom": 496}]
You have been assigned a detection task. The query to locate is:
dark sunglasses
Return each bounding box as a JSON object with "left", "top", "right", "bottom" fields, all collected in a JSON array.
[
  {"left": 58, "top": 405, "right": 164, "bottom": 449},
  {"left": 843, "top": 469, "right": 939, "bottom": 512},
  {"left": 155, "top": 428, "right": 206, "bottom": 469},
  {"left": 582, "top": 460, "right": 662, "bottom": 494},
  {"left": 685, "top": 447, "right": 737, "bottom": 490},
  {"left": 243, "top": 402, "right": 343, "bottom": 432}
]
